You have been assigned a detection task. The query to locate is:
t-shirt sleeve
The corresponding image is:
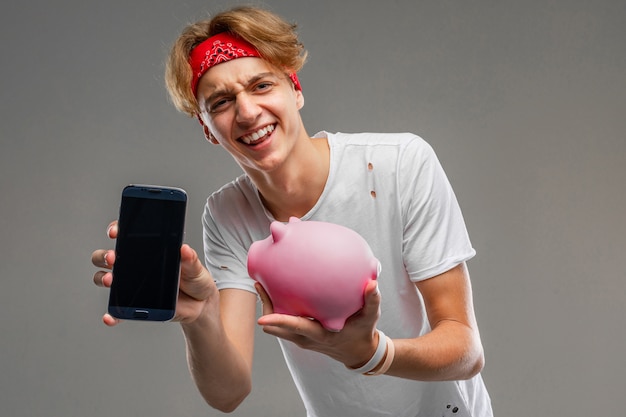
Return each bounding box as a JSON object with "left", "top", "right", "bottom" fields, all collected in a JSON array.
[
  {"left": 400, "top": 138, "right": 476, "bottom": 281},
  {"left": 202, "top": 195, "right": 258, "bottom": 294}
]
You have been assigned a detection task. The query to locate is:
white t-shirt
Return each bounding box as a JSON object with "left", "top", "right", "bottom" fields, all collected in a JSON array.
[{"left": 203, "top": 132, "right": 493, "bottom": 417}]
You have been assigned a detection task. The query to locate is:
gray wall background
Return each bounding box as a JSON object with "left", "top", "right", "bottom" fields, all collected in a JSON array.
[{"left": 1, "top": 0, "right": 624, "bottom": 416}]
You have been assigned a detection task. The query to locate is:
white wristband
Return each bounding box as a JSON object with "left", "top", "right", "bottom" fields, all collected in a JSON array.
[
  {"left": 347, "top": 329, "right": 387, "bottom": 374},
  {"left": 366, "top": 336, "right": 395, "bottom": 376}
]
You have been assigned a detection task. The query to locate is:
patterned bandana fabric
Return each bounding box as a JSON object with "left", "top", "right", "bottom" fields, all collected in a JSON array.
[{"left": 189, "top": 32, "right": 302, "bottom": 96}]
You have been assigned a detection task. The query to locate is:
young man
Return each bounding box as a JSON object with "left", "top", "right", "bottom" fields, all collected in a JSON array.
[{"left": 92, "top": 6, "right": 493, "bottom": 416}]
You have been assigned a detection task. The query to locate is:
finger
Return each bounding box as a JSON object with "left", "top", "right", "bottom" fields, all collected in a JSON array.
[
  {"left": 178, "top": 244, "right": 215, "bottom": 302},
  {"left": 258, "top": 313, "right": 321, "bottom": 337},
  {"left": 362, "top": 280, "right": 381, "bottom": 314},
  {"left": 102, "top": 313, "right": 121, "bottom": 326},
  {"left": 91, "top": 249, "right": 115, "bottom": 269},
  {"left": 180, "top": 244, "right": 203, "bottom": 276},
  {"left": 93, "top": 270, "right": 113, "bottom": 287},
  {"left": 106, "top": 221, "right": 118, "bottom": 239},
  {"left": 259, "top": 315, "right": 329, "bottom": 351},
  {"left": 91, "top": 249, "right": 106, "bottom": 268},
  {"left": 254, "top": 282, "right": 274, "bottom": 315},
  {"left": 347, "top": 280, "right": 381, "bottom": 325}
]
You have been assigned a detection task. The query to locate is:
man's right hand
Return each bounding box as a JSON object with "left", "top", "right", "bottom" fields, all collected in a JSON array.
[{"left": 91, "top": 220, "right": 218, "bottom": 326}]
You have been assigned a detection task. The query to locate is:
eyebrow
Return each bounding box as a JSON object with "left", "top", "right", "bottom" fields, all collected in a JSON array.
[{"left": 204, "top": 72, "right": 280, "bottom": 106}]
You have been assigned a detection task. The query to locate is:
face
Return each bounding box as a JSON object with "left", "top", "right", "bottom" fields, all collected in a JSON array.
[{"left": 196, "top": 57, "right": 305, "bottom": 175}]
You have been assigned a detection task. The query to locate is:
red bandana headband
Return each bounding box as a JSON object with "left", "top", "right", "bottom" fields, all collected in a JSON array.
[{"left": 189, "top": 32, "right": 302, "bottom": 97}]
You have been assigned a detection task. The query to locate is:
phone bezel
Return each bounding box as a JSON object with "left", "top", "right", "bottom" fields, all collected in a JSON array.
[{"left": 107, "top": 184, "right": 187, "bottom": 322}]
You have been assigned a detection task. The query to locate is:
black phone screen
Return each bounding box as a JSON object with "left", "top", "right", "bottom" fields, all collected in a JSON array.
[{"left": 108, "top": 186, "right": 186, "bottom": 320}]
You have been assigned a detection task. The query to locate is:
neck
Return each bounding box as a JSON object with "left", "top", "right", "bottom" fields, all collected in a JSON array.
[{"left": 249, "top": 136, "right": 330, "bottom": 221}]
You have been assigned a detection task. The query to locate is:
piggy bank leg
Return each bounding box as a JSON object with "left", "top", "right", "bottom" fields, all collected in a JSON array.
[{"left": 320, "top": 317, "right": 347, "bottom": 332}]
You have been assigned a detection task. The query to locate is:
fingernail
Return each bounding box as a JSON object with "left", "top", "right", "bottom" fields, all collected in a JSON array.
[{"left": 103, "top": 252, "right": 109, "bottom": 267}]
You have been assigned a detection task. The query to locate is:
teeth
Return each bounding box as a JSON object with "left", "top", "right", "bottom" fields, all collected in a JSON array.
[{"left": 242, "top": 125, "right": 274, "bottom": 144}]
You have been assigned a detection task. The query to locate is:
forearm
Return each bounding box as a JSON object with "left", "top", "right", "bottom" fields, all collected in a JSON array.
[
  {"left": 386, "top": 320, "right": 484, "bottom": 381},
  {"left": 181, "top": 310, "right": 252, "bottom": 413}
]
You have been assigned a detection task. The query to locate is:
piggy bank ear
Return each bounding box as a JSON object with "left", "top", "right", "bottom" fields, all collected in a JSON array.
[
  {"left": 270, "top": 221, "right": 288, "bottom": 242},
  {"left": 288, "top": 216, "right": 301, "bottom": 224}
]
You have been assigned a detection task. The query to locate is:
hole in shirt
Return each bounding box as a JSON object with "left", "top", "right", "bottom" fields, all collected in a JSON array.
[
  {"left": 367, "top": 162, "right": 374, "bottom": 171},
  {"left": 370, "top": 190, "right": 377, "bottom": 198}
]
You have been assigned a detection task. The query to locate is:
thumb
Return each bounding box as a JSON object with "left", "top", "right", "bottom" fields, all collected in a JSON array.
[
  {"left": 180, "top": 244, "right": 204, "bottom": 277},
  {"left": 360, "top": 279, "right": 381, "bottom": 318},
  {"left": 179, "top": 244, "right": 215, "bottom": 301},
  {"left": 255, "top": 282, "right": 274, "bottom": 316}
]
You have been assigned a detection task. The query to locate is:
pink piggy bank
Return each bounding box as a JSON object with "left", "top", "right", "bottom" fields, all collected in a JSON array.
[{"left": 247, "top": 217, "right": 380, "bottom": 331}]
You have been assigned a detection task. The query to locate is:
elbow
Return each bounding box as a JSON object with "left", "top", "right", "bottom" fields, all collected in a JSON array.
[
  {"left": 460, "top": 342, "right": 485, "bottom": 380},
  {"left": 205, "top": 380, "right": 252, "bottom": 413},
  {"left": 461, "top": 327, "right": 486, "bottom": 380},
  {"left": 212, "top": 399, "right": 245, "bottom": 414},
  {"left": 465, "top": 350, "right": 485, "bottom": 379}
]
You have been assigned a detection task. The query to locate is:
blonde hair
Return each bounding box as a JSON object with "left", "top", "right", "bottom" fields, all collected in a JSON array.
[{"left": 165, "top": 6, "right": 307, "bottom": 116}]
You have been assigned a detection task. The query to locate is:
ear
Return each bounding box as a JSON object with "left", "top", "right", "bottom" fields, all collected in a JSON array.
[
  {"left": 196, "top": 114, "right": 219, "bottom": 144},
  {"left": 295, "top": 88, "right": 304, "bottom": 110}
]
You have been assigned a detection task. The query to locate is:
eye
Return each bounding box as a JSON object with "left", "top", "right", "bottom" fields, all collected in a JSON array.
[
  {"left": 254, "top": 81, "right": 273, "bottom": 92},
  {"left": 208, "top": 97, "right": 232, "bottom": 113}
]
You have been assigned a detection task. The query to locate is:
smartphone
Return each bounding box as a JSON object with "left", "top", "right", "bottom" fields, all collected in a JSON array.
[{"left": 108, "top": 185, "right": 187, "bottom": 321}]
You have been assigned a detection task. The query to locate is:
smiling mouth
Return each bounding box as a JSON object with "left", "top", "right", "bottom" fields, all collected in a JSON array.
[{"left": 240, "top": 124, "right": 275, "bottom": 145}]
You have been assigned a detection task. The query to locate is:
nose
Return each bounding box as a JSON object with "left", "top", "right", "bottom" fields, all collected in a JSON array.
[{"left": 235, "top": 93, "right": 261, "bottom": 125}]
